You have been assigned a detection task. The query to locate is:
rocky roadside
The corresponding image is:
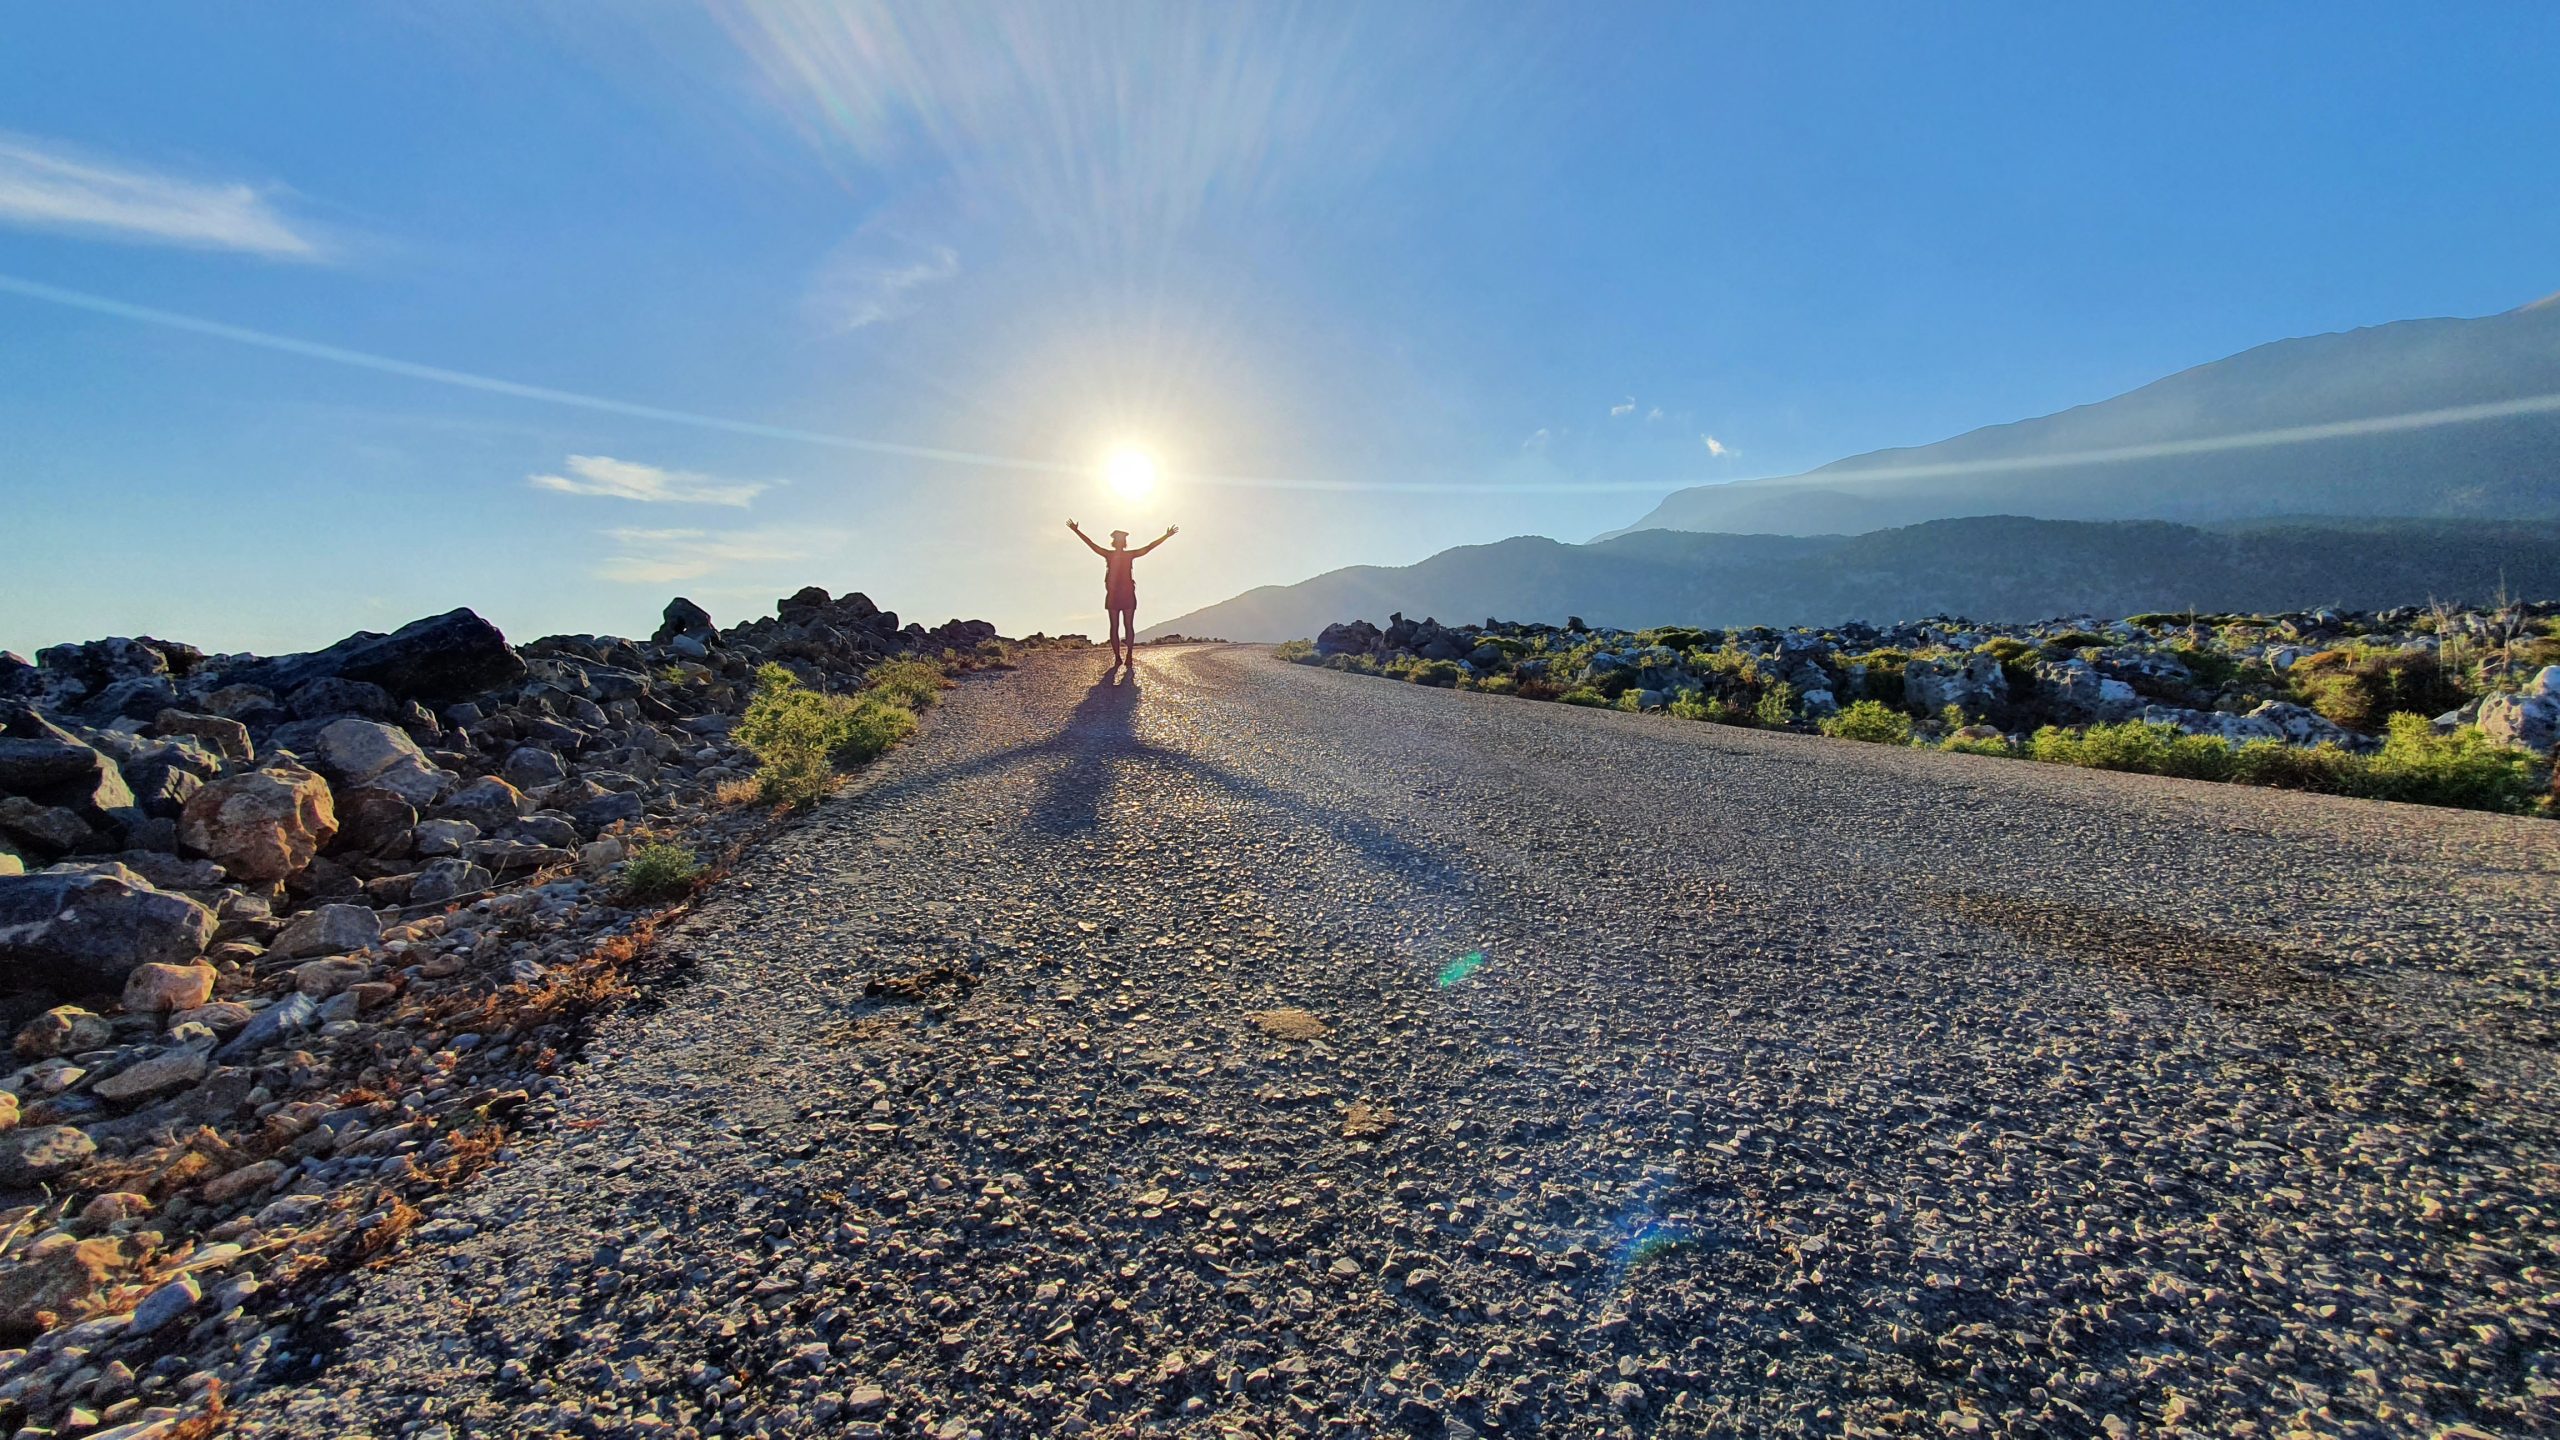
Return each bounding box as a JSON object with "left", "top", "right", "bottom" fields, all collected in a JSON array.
[
  {"left": 0, "top": 586, "right": 1004, "bottom": 1438},
  {"left": 1302, "top": 602, "right": 2560, "bottom": 809}
]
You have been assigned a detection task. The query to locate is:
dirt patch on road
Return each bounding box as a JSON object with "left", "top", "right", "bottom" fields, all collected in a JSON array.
[{"left": 1930, "top": 889, "right": 2347, "bottom": 1009}]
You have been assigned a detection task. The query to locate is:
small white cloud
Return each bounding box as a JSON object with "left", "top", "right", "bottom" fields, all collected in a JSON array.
[
  {"left": 591, "top": 525, "right": 841, "bottom": 584},
  {"left": 1646, "top": 407, "right": 1663, "bottom": 422},
  {"left": 808, "top": 226, "right": 960, "bottom": 331},
  {"left": 1702, "top": 434, "right": 1731, "bottom": 457},
  {"left": 0, "top": 134, "right": 318, "bottom": 258},
  {"left": 1609, "top": 398, "right": 1636, "bottom": 418},
  {"left": 1523, "top": 428, "right": 1552, "bottom": 452},
  {"left": 530, "top": 454, "right": 771, "bottom": 507}
]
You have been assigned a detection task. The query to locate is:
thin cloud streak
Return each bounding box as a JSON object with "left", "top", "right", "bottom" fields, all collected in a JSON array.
[
  {"left": 531, "top": 454, "right": 771, "bottom": 507},
  {"left": 10, "top": 273, "right": 2559, "bottom": 497},
  {"left": 0, "top": 135, "right": 318, "bottom": 258},
  {"left": 592, "top": 524, "right": 840, "bottom": 583}
]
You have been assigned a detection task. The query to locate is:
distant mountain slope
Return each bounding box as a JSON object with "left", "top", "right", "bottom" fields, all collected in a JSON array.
[
  {"left": 1611, "top": 300, "right": 2560, "bottom": 538},
  {"left": 1146, "top": 517, "right": 2560, "bottom": 640}
]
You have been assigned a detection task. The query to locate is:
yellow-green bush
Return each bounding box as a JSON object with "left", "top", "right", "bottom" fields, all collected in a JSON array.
[
  {"left": 1274, "top": 638, "right": 1318, "bottom": 663},
  {"left": 736, "top": 663, "right": 920, "bottom": 807},
  {"left": 620, "top": 842, "right": 704, "bottom": 902},
  {"left": 1820, "top": 700, "right": 1912, "bottom": 745},
  {"left": 864, "top": 658, "right": 950, "bottom": 711}
]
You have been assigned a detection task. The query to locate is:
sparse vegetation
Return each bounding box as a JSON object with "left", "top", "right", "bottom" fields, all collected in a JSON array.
[
  {"left": 1821, "top": 700, "right": 1913, "bottom": 745},
  {"left": 1275, "top": 638, "right": 1318, "bottom": 663},
  {"left": 619, "top": 842, "right": 705, "bottom": 902},
  {"left": 864, "top": 658, "right": 951, "bottom": 710},
  {"left": 735, "top": 662, "right": 922, "bottom": 807}
]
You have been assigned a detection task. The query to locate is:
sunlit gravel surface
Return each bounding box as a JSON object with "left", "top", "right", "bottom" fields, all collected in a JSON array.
[{"left": 230, "top": 645, "right": 2560, "bottom": 1439}]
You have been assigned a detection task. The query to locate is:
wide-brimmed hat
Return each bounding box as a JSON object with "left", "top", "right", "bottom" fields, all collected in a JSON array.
[{"left": 1110, "top": 529, "right": 1130, "bottom": 541}]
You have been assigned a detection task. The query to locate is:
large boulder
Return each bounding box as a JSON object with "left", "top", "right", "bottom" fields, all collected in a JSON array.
[
  {"left": 270, "top": 902, "right": 381, "bottom": 960},
  {"left": 0, "top": 736, "right": 139, "bottom": 841},
  {"left": 1314, "top": 621, "right": 1381, "bottom": 658},
  {"left": 2246, "top": 701, "right": 2356, "bottom": 747},
  {"left": 2479, "top": 688, "right": 2560, "bottom": 756},
  {"left": 653, "top": 597, "right": 717, "bottom": 646},
  {"left": 215, "top": 609, "right": 526, "bottom": 704},
  {"left": 434, "top": 776, "right": 527, "bottom": 832},
  {"left": 2034, "top": 659, "right": 2139, "bottom": 722},
  {"left": 151, "top": 709, "right": 252, "bottom": 763},
  {"left": 1905, "top": 655, "right": 2011, "bottom": 717},
  {"left": 313, "top": 718, "right": 453, "bottom": 807},
  {"left": 179, "top": 761, "right": 338, "bottom": 882},
  {"left": 0, "top": 865, "right": 216, "bottom": 993}
]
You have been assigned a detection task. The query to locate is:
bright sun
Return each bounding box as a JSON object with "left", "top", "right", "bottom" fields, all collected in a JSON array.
[{"left": 1103, "top": 446, "right": 1159, "bottom": 501}]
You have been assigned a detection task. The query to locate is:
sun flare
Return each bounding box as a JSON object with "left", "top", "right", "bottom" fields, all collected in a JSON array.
[{"left": 1103, "top": 446, "right": 1160, "bottom": 501}]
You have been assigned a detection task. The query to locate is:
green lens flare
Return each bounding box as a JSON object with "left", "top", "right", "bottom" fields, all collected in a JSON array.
[{"left": 1437, "top": 951, "right": 1487, "bottom": 987}]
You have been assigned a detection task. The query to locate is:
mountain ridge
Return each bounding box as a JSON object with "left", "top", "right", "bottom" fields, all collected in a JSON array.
[{"left": 1145, "top": 515, "right": 2560, "bottom": 641}]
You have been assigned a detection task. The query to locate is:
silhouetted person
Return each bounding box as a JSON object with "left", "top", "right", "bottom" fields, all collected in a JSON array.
[{"left": 1068, "top": 519, "right": 1175, "bottom": 665}]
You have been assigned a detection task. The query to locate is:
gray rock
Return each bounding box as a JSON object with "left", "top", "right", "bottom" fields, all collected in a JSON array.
[
  {"left": 409, "top": 857, "right": 493, "bottom": 904},
  {"left": 500, "top": 746, "right": 568, "bottom": 790},
  {"left": 0, "top": 866, "right": 216, "bottom": 994},
  {"left": 0, "top": 1123, "right": 95, "bottom": 1187},
  {"left": 413, "top": 819, "right": 480, "bottom": 857},
  {"left": 315, "top": 718, "right": 454, "bottom": 808},
  {"left": 1906, "top": 655, "right": 2010, "bottom": 716},
  {"left": 2479, "top": 689, "right": 2559, "bottom": 755},
  {"left": 271, "top": 902, "right": 382, "bottom": 960},
  {"left": 92, "top": 1043, "right": 212, "bottom": 1102},
  {"left": 435, "top": 776, "right": 528, "bottom": 831},
  {"left": 124, "top": 1273, "right": 200, "bottom": 1338},
  {"left": 216, "top": 993, "right": 317, "bottom": 1062}
]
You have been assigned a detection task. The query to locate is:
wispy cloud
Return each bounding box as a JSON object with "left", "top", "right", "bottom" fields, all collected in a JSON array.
[
  {"left": 1523, "top": 427, "right": 1552, "bottom": 452},
  {"left": 1702, "top": 434, "right": 1731, "bottom": 457},
  {"left": 1646, "top": 407, "right": 1663, "bottom": 422},
  {"left": 592, "top": 524, "right": 842, "bottom": 584},
  {"left": 808, "top": 226, "right": 960, "bottom": 331},
  {"left": 530, "top": 454, "right": 772, "bottom": 507},
  {"left": 1609, "top": 398, "right": 1636, "bottom": 418},
  {"left": 0, "top": 134, "right": 318, "bottom": 258}
]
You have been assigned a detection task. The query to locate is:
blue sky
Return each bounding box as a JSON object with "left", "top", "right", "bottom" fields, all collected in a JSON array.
[{"left": 4, "top": 3, "right": 2557, "bottom": 654}]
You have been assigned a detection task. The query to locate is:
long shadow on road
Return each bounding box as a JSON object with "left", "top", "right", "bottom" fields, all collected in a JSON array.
[{"left": 849, "top": 662, "right": 1469, "bottom": 888}]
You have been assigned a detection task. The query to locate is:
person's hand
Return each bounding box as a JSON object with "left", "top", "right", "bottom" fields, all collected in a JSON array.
[
  {"left": 1067, "top": 519, "right": 1080, "bottom": 530},
  {"left": 1167, "top": 524, "right": 1180, "bottom": 535}
]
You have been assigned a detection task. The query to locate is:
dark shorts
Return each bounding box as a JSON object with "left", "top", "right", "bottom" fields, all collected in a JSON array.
[{"left": 1106, "top": 586, "right": 1136, "bottom": 612}]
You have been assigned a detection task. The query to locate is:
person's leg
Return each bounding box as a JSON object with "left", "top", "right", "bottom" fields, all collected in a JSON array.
[{"left": 1109, "top": 608, "right": 1130, "bottom": 663}]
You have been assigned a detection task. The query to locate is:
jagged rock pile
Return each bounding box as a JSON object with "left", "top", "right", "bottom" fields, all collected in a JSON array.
[
  {"left": 1311, "top": 602, "right": 2560, "bottom": 762},
  {"left": 0, "top": 588, "right": 996, "bottom": 1434}
]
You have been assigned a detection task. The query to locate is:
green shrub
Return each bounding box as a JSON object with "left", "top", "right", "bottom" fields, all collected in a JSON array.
[
  {"left": 2227, "top": 739, "right": 2358, "bottom": 791},
  {"left": 2354, "top": 715, "right": 2540, "bottom": 811},
  {"left": 1843, "top": 649, "right": 1910, "bottom": 707},
  {"left": 1274, "top": 638, "right": 1318, "bottom": 663},
  {"left": 2290, "top": 646, "right": 2466, "bottom": 731},
  {"left": 1939, "top": 733, "right": 2015, "bottom": 757},
  {"left": 1753, "top": 681, "right": 1795, "bottom": 728},
  {"left": 1321, "top": 653, "right": 1381, "bottom": 674},
  {"left": 2043, "top": 631, "right": 2110, "bottom": 653},
  {"left": 620, "top": 842, "right": 704, "bottom": 902},
  {"left": 864, "top": 658, "right": 950, "bottom": 710},
  {"left": 1668, "top": 689, "right": 1710, "bottom": 721},
  {"left": 2029, "top": 721, "right": 2234, "bottom": 781},
  {"left": 1474, "top": 673, "right": 1518, "bottom": 695},
  {"left": 1820, "top": 700, "right": 1912, "bottom": 745},
  {"left": 1559, "top": 687, "right": 1612, "bottom": 707},
  {"left": 736, "top": 664, "right": 921, "bottom": 807}
]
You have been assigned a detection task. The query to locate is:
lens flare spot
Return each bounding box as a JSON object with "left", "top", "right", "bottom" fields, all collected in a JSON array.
[{"left": 1436, "top": 951, "right": 1487, "bottom": 987}]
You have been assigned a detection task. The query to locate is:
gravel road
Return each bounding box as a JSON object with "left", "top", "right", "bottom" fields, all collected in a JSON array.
[{"left": 230, "top": 645, "right": 2560, "bottom": 1439}]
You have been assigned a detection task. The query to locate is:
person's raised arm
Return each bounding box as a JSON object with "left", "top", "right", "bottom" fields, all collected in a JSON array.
[
  {"left": 1067, "top": 519, "right": 1109, "bottom": 556},
  {"left": 1132, "top": 524, "right": 1179, "bottom": 557}
]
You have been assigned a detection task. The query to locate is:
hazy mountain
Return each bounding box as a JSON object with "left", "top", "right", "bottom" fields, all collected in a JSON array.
[
  {"left": 1145, "top": 517, "right": 2560, "bottom": 640},
  {"left": 1610, "top": 299, "right": 2560, "bottom": 538}
]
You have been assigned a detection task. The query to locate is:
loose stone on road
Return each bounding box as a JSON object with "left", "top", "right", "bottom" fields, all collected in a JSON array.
[{"left": 234, "top": 646, "right": 2560, "bottom": 1438}]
